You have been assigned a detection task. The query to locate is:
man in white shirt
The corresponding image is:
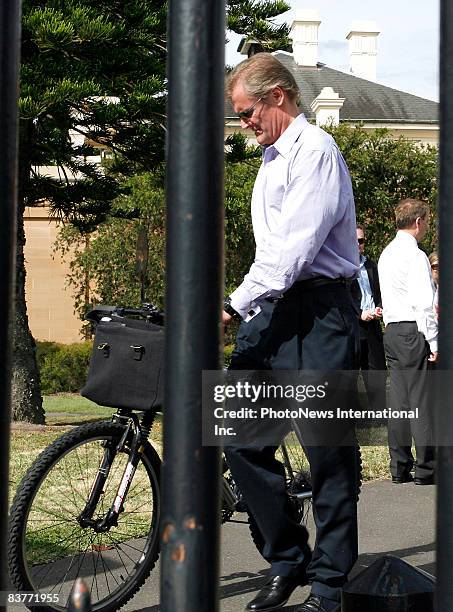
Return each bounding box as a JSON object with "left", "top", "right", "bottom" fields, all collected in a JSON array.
[
  {"left": 378, "top": 198, "right": 437, "bottom": 486},
  {"left": 222, "top": 53, "right": 360, "bottom": 612}
]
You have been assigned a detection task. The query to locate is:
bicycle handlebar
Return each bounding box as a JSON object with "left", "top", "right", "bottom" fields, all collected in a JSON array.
[{"left": 85, "top": 303, "right": 164, "bottom": 325}]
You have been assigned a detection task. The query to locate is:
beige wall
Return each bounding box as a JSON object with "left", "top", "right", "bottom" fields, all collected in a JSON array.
[{"left": 24, "top": 206, "right": 82, "bottom": 344}]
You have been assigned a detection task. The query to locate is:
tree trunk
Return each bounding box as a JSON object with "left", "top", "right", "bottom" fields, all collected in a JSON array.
[{"left": 11, "top": 121, "right": 45, "bottom": 424}]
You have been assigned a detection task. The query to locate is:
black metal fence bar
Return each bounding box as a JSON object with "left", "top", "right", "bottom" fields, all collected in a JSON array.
[
  {"left": 0, "top": 1, "right": 21, "bottom": 607},
  {"left": 437, "top": 1, "right": 453, "bottom": 610},
  {"left": 161, "top": 0, "right": 225, "bottom": 609}
]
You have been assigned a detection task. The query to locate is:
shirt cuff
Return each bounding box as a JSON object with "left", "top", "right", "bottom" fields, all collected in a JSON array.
[
  {"left": 428, "top": 338, "right": 438, "bottom": 354},
  {"left": 229, "top": 286, "right": 261, "bottom": 321}
]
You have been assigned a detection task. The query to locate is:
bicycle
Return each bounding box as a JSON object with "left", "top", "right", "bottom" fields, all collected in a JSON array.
[{"left": 8, "top": 303, "right": 314, "bottom": 612}]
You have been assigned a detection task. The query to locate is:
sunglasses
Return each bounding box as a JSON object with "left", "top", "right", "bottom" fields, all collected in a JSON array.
[
  {"left": 357, "top": 238, "right": 365, "bottom": 245},
  {"left": 237, "top": 96, "right": 264, "bottom": 120}
]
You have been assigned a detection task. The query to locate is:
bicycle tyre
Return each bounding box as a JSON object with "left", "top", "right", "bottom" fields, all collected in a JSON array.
[{"left": 8, "top": 420, "right": 161, "bottom": 612}]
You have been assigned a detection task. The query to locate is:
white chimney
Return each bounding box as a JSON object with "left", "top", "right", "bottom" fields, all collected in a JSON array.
[
  {"left": 310, "top": 87, "right": 345, "bottom": 126},
  {"left": 346, "top": 21, "right": 380, "bottom": 82},
  {"left": 289, "top": 10, "right": 321, "bottom": 67}
]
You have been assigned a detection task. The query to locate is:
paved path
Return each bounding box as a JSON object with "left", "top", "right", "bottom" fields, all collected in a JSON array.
[
  {"left": 7, "top": 479, "right": 435, "bottom": 611},
  {"left": 122, "top": 479, "right": 435, "bottom": 612}
]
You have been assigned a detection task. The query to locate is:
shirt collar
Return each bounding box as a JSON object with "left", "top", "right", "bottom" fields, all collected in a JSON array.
[
  {"left": 396, "top": 230, "right": 418, "bottom": 245},
  {"left": 263, "top": 113, "right": 308, "bottom": 160},
  {"left": 360, "top": 254, "right": 367, "bottom": 265}
]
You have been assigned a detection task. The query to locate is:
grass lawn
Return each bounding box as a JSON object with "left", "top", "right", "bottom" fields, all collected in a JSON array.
[
  {"left": 10, "top": 394, "right": 163, "bottom": 490},
  {"left": 10, "top": 394, "right": 390, "bottom": 492},
  {"left": 42, "top": 393, "right": 117, "bottom": 425}
]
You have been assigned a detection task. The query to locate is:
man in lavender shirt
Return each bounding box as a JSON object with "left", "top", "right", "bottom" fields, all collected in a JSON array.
[{"left": 223, "top": 54, "right": 360, "bottom": 612}]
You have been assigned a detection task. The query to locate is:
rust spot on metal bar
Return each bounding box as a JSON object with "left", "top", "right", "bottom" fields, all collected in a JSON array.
[
  {"left": 162, "top": 523, "right": 175, "bottom": 544},
  {"left": 185, "top": 517, "right": 196, "bottom": 529},
  {"left": 171, "top": 544, "right": 186, "bottom": 563}
]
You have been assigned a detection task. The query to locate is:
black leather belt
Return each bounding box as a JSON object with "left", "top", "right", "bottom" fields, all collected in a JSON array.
[
  {"left": 264, "top": 276, "right": 354, "bottom": 304},
  {"left": 386, "top": 321, "right": 416, "bottom": 326},
  {"left": 294, "top": 276, "right": 354, "bottom": 290}
]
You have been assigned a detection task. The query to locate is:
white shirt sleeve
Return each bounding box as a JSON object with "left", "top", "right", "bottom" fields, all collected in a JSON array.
[
  {"left": 407, "top": 250, "right": 438, "bottom": 352},
  {"left": 230, "top": 148, "right": 345, "bottom": 319}
]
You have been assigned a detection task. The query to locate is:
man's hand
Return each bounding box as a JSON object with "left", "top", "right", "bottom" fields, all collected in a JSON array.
[
  {"left": 361, "top": 310, "right": 375, "bottom": 322},
  {"left": 222, "top": 310, "right": 233, "bottom": 326},
  {"left": 428, "top": 351, "right": 438, "bottom": 363}
]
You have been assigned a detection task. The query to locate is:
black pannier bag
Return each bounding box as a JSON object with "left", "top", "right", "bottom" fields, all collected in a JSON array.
[{"left": 81, "top": 313, "right": 165, "bottom": 411}]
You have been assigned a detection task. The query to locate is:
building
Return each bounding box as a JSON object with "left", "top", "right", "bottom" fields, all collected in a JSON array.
[
  {"left": 226, "top": 10, "right": 438, "bottom": 145},
  {"left": 24, "top": 206, "right": 82, "bottom": 343}
]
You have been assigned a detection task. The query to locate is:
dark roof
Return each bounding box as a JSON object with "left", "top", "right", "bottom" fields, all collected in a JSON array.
[{"left": 225, "top": 52, "right": 438, "bottom": 124}]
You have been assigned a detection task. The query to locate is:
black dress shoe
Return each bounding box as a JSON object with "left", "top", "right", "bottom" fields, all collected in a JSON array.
[
  {"left": 414, "top": 476, "right": 435, "bottom": 485},
  {"left": 392, "top": 474, "right": 414, "bottom": 484},
  {"left": 296, "top": 594, "right": 340, "bottom": 612},
  {"left": 245, "top": 575, "right": 301, "bottom": 611}
]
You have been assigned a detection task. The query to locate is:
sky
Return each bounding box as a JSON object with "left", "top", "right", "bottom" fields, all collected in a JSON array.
[{"left": 226, "top": 0, "right": 440, "bottom": 102}]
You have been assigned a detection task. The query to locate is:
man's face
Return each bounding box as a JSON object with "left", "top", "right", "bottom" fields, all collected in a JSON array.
[
  {"left": 356, "top": 228, "right": 365, "bottom": 255},
  {"left": 231, "top": 82, "right": 284, "bottom": 146}
]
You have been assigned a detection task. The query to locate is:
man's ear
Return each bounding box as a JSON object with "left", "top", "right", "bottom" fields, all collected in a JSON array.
[{"left": 270, "top": 86, "right": 285, "bottom": 107}]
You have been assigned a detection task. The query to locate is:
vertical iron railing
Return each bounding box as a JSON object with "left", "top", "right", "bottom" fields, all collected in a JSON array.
[
  {"left": 0, "top": 0, "right": 21, "bottom": 608},
  {"left": 161, "top": 0, "right": 225, "bottom": 610},
  {"left": 437, "top": 1, "right": 453, "bottom": 610}
]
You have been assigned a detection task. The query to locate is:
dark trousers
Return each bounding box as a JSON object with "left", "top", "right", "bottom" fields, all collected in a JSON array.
[
  {"left": 225, "top": 283, "right": 360, "bottom": 602},
  {"left": 383, "top": 322, "right": 435, "bottom": 480},
  {"left": 359, "top": 320, "right": 387, "bottom": 412}
]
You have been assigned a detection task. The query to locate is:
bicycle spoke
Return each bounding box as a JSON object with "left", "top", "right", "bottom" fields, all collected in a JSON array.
[
  {"left": 103, "top": 531, "right": 137, "bottom": 569},
  {"left": 107, "top": 532, "right": 149, "bottom": 554},
  {"left": 32, "top": 525, "right": 89, "bottom": 587}
]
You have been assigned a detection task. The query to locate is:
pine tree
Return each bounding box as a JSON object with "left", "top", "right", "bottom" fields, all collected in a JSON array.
[
  {"left": 16, "top": 0, "right": 289, "bottom": 422},
  {"left": 227, "top": 0, "right": 290, "bottom": 52}
]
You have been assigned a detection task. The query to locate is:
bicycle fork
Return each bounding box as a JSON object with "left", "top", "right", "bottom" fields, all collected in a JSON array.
[{"left": 78, "top": 415, "right": 144, "bottom": 533}]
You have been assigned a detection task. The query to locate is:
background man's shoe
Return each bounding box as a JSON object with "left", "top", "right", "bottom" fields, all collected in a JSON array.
[
  {"left": 296, "top": 594, "right": 340, "bottom": 612},
  {"left": 392, "top": 474, "right": 414, "bottom": 484},
  {"left": 245, "top": 575, "right": 301, "bottom": 611},
  {"left": 414, "top": 476, "right": 435, "bottom": 485}
]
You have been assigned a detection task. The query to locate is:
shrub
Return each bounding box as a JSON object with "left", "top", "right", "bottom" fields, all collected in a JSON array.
[
  {"left": 36, "top": 340, "right": 62, "bottom": 373},
  {"left": 37, "top": 341, "right": 92, "bottom": 394}
]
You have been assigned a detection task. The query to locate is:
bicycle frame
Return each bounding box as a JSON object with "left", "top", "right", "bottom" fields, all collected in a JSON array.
[{"left": 77, "top": 410, "right": 155, "bottom": 532}]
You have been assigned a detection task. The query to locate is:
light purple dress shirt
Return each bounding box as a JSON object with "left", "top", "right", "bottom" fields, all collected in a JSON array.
[{"left": 230, "top": 114, "right": 359, "bottom": 320}]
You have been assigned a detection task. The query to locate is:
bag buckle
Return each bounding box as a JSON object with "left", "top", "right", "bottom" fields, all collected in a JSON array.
[
  {"left": 97, "top": 342, "right": 110, "bottom": 358},
  {"left": 130, "top": 345, "right": 145, "bottom": 361}
]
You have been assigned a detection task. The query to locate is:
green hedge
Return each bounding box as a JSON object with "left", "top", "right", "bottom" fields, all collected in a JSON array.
[{"left": 36, "top": 341, "right": 92, "bottom": 394}]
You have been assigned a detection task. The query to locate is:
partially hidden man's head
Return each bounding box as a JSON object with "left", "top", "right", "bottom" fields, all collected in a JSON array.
[
  {"left": 226, "top": 53, "right": 300, "bottom": 146},
  {"left": 395, "top": 198, "right": 430, "bottom": 242},
  {"left": 356, "top": 223, "right": 365, "bottom": 255}
]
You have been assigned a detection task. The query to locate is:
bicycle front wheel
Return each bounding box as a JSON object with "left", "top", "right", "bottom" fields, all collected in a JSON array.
[{"left": 8, "top": 420, "right": 161, "bottom": 612}]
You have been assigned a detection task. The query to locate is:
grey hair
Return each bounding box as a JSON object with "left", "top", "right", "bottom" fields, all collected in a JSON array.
[{"left": 226, "top": 53, "right": 300, "bottom": 104}]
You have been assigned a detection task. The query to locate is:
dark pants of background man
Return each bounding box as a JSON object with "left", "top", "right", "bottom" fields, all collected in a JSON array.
[
  {"left": 359, "top": 319, "right": 387, "bottom": 412},
  {"left": 383, "top": 321, "right": 435, "bottom": 481},
  {"left": 224, "top": 281, "right": 360, "bottom": 603}
]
